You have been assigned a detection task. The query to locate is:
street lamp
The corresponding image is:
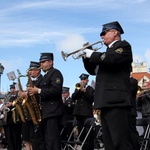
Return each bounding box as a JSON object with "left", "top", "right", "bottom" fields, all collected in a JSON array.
[{"left": 0, "top": 63, "right": 4, "bottom": 92}]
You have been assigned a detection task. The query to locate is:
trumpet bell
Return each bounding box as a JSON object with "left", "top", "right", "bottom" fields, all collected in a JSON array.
[
  {"left": 76, "top": 83, "right": 81, "bottom": 90},
  {"left": 61, "top": 51, "right": 68, "bottom": 61}
]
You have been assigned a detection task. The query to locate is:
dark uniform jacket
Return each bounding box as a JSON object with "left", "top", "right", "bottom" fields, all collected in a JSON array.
[
  {"left": 39, "top": 67, "right": 63, "bottom": 119},
  {"left": 72, "top": 85, "right": 94, "bottom": 116},
  {"left": 61, "top": 97, "right": 74, "bottom": 125},
  {"left": 83, "top": 40, "right": 132, "bottom": 109}
]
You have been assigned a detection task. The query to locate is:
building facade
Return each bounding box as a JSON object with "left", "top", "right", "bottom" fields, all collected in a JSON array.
[{"left": 131, "top": 61, "right": 150, "bottom": 87}]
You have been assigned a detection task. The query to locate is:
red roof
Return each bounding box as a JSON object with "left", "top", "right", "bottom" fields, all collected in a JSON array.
[{"left": 131, "top": 72, "right": 150, "bottom": 81}]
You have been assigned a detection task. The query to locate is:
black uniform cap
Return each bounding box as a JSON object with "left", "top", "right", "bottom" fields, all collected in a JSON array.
[
  {"left": 10, "top": 82, "right": 16, "bottom": 89},
  {"left": 79, "top": 73, "right": 89, "bottom": 80},
  {"left": 29, "top": 61, "right": 40, "bottom": 69},
  {"left": 100, "top": 21, "right": 124, "bottom": 36},
  {"left": 39, "top": 52, "right": 54, "bottom": 62},
  {"left": 62, "top": 87, "right": 70, "bottom": 93}
]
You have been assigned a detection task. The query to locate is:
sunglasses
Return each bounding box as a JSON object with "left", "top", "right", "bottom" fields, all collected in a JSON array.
[{"left": 101, "top": 29, "right": 114, "bottom": 36}]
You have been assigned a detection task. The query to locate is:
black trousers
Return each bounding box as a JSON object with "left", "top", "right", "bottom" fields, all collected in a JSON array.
[
  {"left": 31, "top": 123, "right": 47, "bottom": 150},
  {"left": 101, "top": 107, "right": 133, "bottom": 150},
  {"left": 3, "top": 123, "right": 22, "bottom": 150},
  {"left": 42, "top": 116, "right": 62, "bottom": 150}
]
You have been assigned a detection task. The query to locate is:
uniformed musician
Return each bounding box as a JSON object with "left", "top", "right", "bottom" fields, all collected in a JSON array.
[
  {"left": 137, "top": 81, "right": 150, "bottom": 136},
  {"left": 19, "top": 61, "right": 46, "bottom": 150},
  {"left": 27, "top": 52, "right": 64, "bottom": 150},
  {"left": 61, "top": 87, "right": 75, "bottom": 146},
  {"left": 72, "top": 73, "right": 94, "bottom": 150},
  {"left": 62, "top": 87, "right": 74, "bottom": 126},
  {"left": 3, "top": 83, "right": 22, "bottom": 150},
  {"left": 82, "top": 21, "right": 133, "bottom": 150}
]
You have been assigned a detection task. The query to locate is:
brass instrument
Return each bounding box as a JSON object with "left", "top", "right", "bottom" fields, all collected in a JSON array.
[
  {"left": 137, "top": 86, "right": 142, "bottom": 94},
  {"left": 0, "top": 103, "right": 10, "bottom": 124},
  {"left": 137, "top": 89, "right": 150, "bottom": 97},
  {"left": 11, "top": 107, "right": 20, "bottom": 124},
  {"left": 75, "top": 82, "right": 85, "bottom": 90},
  {"left": 24, "top": 69, "right": 41, "bottom": 125},
  {"left": 61, "top": 40, "right": 103, "bottom": 61},
  {"left": 12, "top": 69, "right": 27, "bottom": 123},
  {"left": 137, "top": 85, "right": 150, "bottom": 97}
]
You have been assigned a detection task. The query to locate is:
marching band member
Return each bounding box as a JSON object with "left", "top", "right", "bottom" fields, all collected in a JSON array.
[
  {"left": 82, "top": 21, "right": 133, "bottom": 150},
  {"left": 71, "top": 73, "right": 94, "bottom": 150},
  {"left": 19, "top": 61, "right": 46, "bottom": 150},
  {"left": 61, "top": 87, "right": 75, "bottom": 147},
  {"left": 136, "top": 81, "right": 150, "bottom": 136},
  {"left": 4, "top": 83, "right": 22, "bottom": 150},
  {"left": 61, "top": 87, "right": 75, "bottom": 126},
  {"left": 27, "top": 52, "right": 64, "bottom": 150}
]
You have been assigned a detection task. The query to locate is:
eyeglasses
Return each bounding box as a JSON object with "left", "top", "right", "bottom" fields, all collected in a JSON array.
[{"left": 101, "top": 29, "right": 114, "bottom": 36}]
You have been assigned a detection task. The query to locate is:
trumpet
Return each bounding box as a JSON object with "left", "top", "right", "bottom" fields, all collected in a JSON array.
[
  {"left": 75, "top": 82, "right": 85, "bottom": 90},
  {"left": 61, "top": 40, "right": 103, "bottom": 61}
]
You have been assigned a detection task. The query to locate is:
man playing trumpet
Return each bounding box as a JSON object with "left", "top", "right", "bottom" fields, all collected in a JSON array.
[{"left": 72, "top": 73, "right": 95, "bottom": 150}]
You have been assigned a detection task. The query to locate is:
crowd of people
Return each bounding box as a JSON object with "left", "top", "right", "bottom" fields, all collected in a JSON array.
[{"left": 0, "top": 20, "right": 150, "bottom": 150}]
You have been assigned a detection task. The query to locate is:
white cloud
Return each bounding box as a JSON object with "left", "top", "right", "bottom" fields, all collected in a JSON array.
[{"left": 57, "top": 34, "right": 86, "bottom": 52}]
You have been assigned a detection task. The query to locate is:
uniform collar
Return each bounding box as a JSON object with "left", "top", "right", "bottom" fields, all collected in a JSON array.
[{"left": 108, "top": 40, "right": 118, "bottom": 48}]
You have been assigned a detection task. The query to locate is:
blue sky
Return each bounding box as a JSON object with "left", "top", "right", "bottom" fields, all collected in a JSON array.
[{"left": 1, "top": 0, "right": 150, "bottom": 93}]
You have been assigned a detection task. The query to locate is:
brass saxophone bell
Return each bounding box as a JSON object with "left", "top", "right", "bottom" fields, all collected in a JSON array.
[
  {"left": 12, "top": 100, "right": 17, "bottom": 106},
  {"left": 22, "top": 98, "right": 27, "bottom": 105}
]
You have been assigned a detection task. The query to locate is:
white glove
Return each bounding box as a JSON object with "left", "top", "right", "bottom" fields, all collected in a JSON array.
[{"left": 83, "top": 49, "right": 94, "bottom": 58}]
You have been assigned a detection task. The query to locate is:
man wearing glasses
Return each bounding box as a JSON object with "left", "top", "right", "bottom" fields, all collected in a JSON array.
[{"left": 82, "top": 21, "right": 133, "bottom": 150}]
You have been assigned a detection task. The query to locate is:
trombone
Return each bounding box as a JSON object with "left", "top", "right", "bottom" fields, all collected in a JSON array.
[{"left": 61, "top": 40, "right": 103, "bottom": 61}]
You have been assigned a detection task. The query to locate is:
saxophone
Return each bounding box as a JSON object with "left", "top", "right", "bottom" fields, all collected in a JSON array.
[
  {"left": 12, "top": 69, "right": 27, "bottom": 123},
  {"left": 11, "top": 107, "right": 20, "bottom": 123},
  {"left": 23, "top": 69, "right": 41, "bottom": 125}
]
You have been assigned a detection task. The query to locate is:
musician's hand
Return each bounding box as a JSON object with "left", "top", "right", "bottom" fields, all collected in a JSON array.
[
  {"left": 18, "top": 91, "right": 27, "bottom": 98},
  {"left": 80, "top": 87, "right": 86, "bottom": 92},
  {"left": 27, "top": 86, "right": 39, "bottom": 96},
  {"left": 6, "top": 102, "right": 12, "bottom": 107},
  {"left": 83, "top": 49, "right": 94, "bottom": 58}
]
